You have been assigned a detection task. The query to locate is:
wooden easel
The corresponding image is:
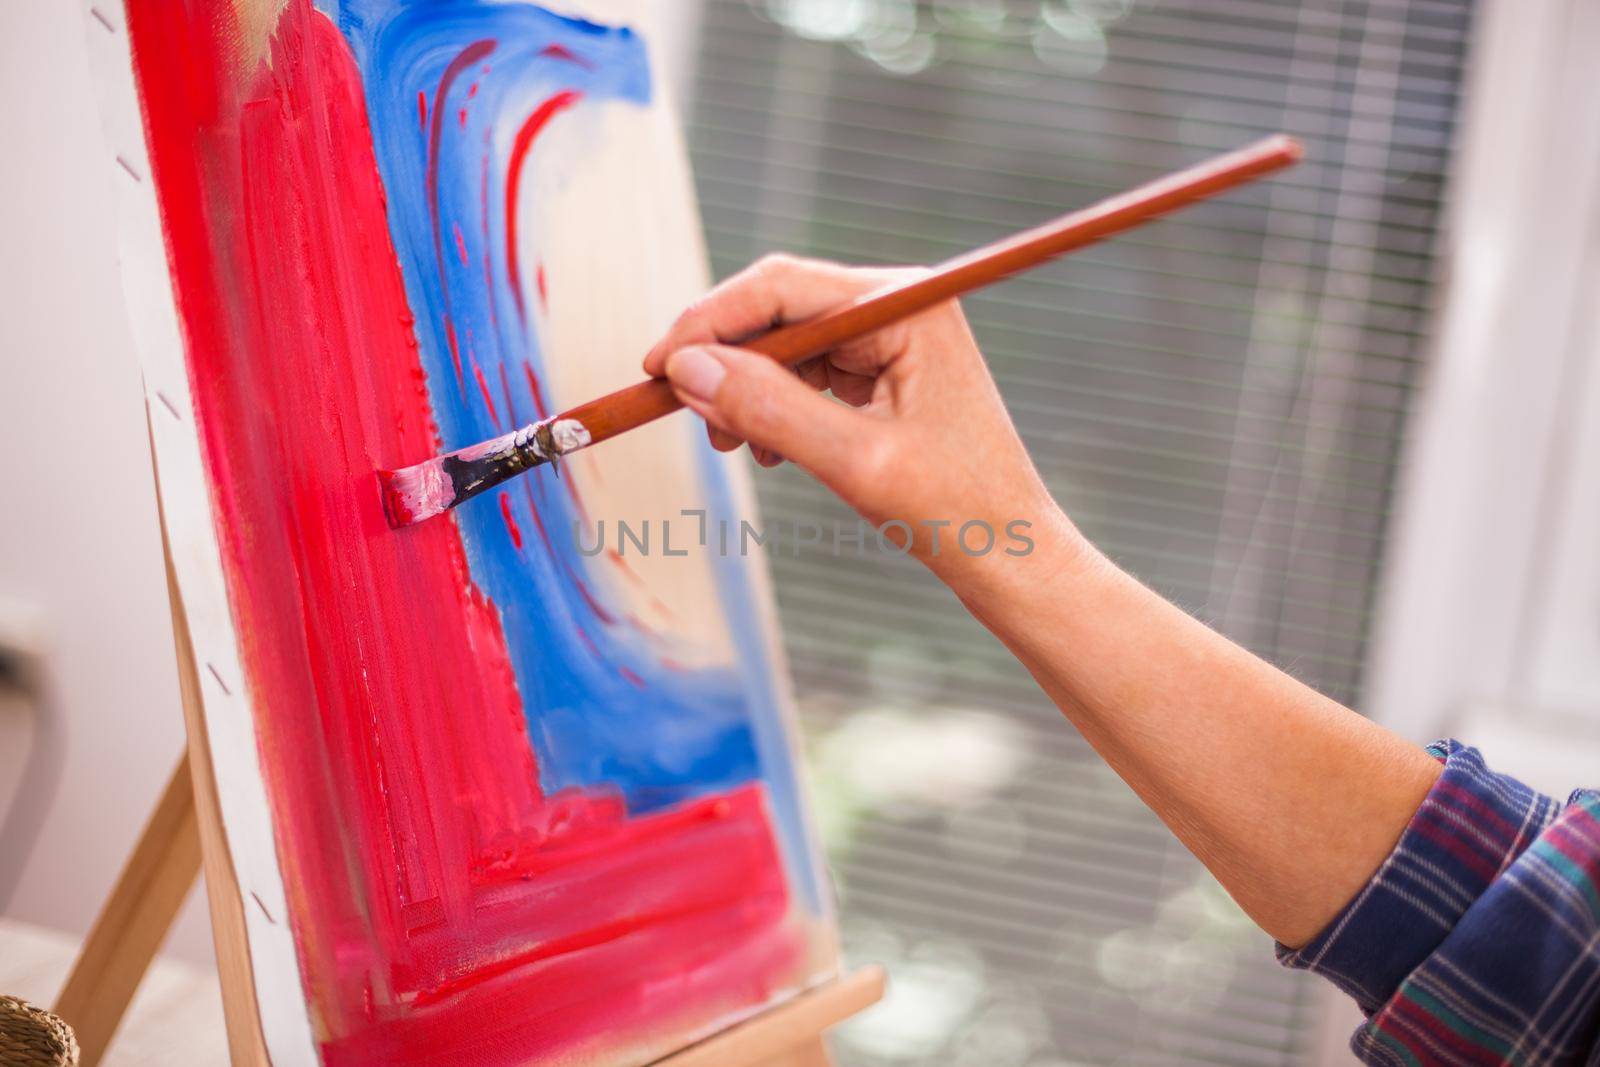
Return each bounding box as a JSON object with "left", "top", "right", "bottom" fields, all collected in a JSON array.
[{"left": 51, "top": 475, "right": 883, "bottom": 1066}]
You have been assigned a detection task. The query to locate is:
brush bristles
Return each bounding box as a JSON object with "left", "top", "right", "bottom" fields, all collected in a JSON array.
[
  {"left": 378, "top": 461, "right": 455, "bottom": 528},
  {"left": 377, "top": 416, "right": 593, "bottom": 529}
]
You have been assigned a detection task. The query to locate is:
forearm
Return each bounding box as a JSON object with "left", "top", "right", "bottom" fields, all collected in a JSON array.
[{"left": 958, "top": 509, "right": 1441, "bottom": 948}]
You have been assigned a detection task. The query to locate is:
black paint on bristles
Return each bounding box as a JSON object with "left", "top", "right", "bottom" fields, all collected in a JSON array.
[{"left": 378, "top": 419, "right": 565, "bottom": 529}]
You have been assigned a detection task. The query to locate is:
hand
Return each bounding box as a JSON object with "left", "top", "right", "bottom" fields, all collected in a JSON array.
[{"left": 643, "top": 254, "right": 1078, "bottom": 587}]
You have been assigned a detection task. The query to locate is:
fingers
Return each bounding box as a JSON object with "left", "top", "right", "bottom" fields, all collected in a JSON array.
[
  {"left": 699, "top": 355, "right": 858, "bottom": 460},
  {"left": 665, "top": 344, "right": 878, "bottom": 491},
  {"left": 644, "top": 254, "right": 919, "bottom": 377},
  {"left": 826, "top": 363, "right": 876, "bottom": 407},
  {"left": 707, "top": 424, "right": 742, "bottom": 453}
]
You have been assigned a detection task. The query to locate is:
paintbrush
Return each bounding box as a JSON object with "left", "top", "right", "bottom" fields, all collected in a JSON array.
[{"left": 379, "top": 134, "right": 1302, "bottom": 528}]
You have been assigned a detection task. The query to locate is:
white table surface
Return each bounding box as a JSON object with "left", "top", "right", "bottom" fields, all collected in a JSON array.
[{"left": 0, "top": 916, "right": 230, "bottom": 1065}]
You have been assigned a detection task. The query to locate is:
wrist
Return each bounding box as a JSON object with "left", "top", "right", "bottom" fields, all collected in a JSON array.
[{"left": 925, "top": 498, "right": 1103, "bottom": 612}]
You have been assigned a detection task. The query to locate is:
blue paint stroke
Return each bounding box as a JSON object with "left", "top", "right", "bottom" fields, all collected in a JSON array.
[{"left": 319, "top": 0, "right": 822, "bottom": 910}]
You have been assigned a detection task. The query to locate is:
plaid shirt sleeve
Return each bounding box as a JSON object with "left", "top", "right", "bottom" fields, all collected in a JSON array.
[{"left": 1278, "top": 740, "right": 1600, "bottom": 1065}]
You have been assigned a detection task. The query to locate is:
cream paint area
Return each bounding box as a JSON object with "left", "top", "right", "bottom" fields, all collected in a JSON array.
[
  {"left": 517, "top": 60, "right": 828, "bottom": 924},
  {"left": 232, "top": 0, "right": 293, "bottom": 78},
  {"left": 520, "top": 95, "right": 743, "bottom": 667}
]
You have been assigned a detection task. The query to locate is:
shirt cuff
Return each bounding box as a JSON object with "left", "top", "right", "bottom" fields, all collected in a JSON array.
[{"left": 1275, "top": 739, "right": 1559, "bottom": 1014}]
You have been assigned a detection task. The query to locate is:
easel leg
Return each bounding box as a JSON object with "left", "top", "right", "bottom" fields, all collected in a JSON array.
[
  {"left": 143, "top": 419, "right": 273, "bottom": 1066},
  {"left": 52, "top": 754, "right": 202, "bottom": 1066}
]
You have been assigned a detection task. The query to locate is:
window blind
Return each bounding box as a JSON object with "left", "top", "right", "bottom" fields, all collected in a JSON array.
[{"left": 683, "top": 1, "right": 1473, "bottom": 1062}]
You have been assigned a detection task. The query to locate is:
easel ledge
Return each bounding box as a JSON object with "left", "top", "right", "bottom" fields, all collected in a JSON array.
[
  {"left": 52, "top": 448, "right": 884, "bottom": 1065},
  {"left": 654, "top": 969, "right": 885, "bottom": 1067}
]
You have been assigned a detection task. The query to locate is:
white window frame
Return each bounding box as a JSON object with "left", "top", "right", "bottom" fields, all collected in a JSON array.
[
  {"left": 1363, "top": 0, "right": 1600, "bottom": 801},
  {"left": 1312, "top": 4, "right": 1600, "bottom": 1055}
]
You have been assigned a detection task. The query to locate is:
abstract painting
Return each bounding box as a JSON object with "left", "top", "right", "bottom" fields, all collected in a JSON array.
[{"left": 98, "top": 1, "right": 837, "bottom": 1062}]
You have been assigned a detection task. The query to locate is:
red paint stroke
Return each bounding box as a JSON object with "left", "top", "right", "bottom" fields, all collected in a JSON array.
[
  {"left": 573, "top": 623, "right": 602, "bottom": 660},
  {"left": 427, "top": 40, "right": 494, "bottom": 275},
  {"left": 122, "top": 4, "right": 805, "bottom": 1063},
  {"left": 539, "top": 42, "right": 594, "bottom": 68},
  {"left": 618, "top": 665, "right": 646, "bottom": 689},
  {"left": 564, "top": 472, "right": 594, "bottom": 533},
  {"left": 535, "top": 261, "right": 548, "bottom": 310},
  {"left": 498, "top": 491, "right": 524, "bottom": 549},
  {"left": 568, "top": 568, "right": 617, "bottom": 625},
  {"left": 458, "top": 106, "right": 468, "bottom": 128},
  {"left": 478, "top": 147, "right": 501, "bottom": 332},
  {"left": 444, "top": 318, "right": 463, "bottom": 387},
  {"left": 628, "top": 615, "right": 684, "bottom": 658},
  {"left": 522, "top": 361, "right": 550, "bottom": 419},
  {"left": 452, "top": 222, "right": 469, "bottom": 267},
  {"left": 607, "top": 546, "right": 646, "bottom": 586},
  {"left": 472, "top": 361, "right": 502, "bottom": 427},
  {"left": 482, "top": 252, "right": 500, "bottom": 330},
  {"left": 425, "top": 38, "right": 495, "bottom": 390},
  {"left": 523, "top": 480, "right": 556, "bottom": 556},
  {"left": 416, "top": 89, "right": 426, "bottom": 129},
  {"left": 505, "top": 90, "right": 581, "bottom": 321},
  {"left": 496, "top": 361, "right": 518, "bottom": 426}
]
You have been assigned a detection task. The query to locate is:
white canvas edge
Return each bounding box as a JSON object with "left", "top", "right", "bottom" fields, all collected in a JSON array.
[{"left": 80, "top": 3, "right": 319, "bottom": 1063}]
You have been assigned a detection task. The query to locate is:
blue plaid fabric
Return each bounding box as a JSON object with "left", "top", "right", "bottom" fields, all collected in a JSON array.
[{"left": 1279, "top": 741, "right": 1600, "bottom": 1065}]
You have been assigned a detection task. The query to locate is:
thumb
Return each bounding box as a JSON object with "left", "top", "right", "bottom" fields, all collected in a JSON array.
[{"left": 665, "top": 344, "right": 874, "bottom": 487}]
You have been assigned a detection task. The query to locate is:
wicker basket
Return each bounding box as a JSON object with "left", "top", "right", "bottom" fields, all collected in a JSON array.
[{"left": 0, "top": 996, "right": 79, "bottom": 1067}]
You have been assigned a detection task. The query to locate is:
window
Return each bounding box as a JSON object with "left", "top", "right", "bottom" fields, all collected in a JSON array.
[{"left": 684, "top": 1, "right": 1474, "bottom": 1062}]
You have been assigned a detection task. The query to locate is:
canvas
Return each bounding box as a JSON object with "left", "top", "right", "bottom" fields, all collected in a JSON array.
[{"left": 90, "top": 0, "right": 838, "bottom": 1062}]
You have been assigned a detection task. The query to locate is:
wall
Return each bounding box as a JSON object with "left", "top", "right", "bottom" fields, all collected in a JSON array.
[
  {"left": 1365, "top": 0, "right": 1600, "bottom": 799},
  {"left": 0, "top": 4, "right": 212, "bottom": 959}
]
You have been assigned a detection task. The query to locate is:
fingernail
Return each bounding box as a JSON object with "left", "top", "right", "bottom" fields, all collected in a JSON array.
[{"left": 667, "top": 347, "right": 727, "bottom": 403}]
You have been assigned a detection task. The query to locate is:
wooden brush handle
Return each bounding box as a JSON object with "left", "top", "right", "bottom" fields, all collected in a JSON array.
[{"left": 563, "top": 134, "right": 1301, "bottom": 447}]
